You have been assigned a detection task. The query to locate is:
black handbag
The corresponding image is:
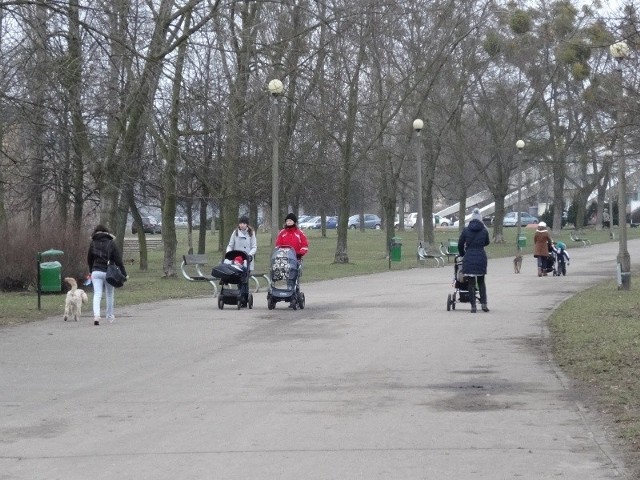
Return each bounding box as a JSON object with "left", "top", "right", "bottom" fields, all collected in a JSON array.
[
  {"left": 106, "top": 262, "right": 126, "bottom": 288},
  {"left": 105, "top": 241, "right": 126, "bottom": 288}
]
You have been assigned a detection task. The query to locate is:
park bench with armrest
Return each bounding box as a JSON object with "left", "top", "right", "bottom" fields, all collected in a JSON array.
[
  {"left": 181, "top": 254, "right": 271, "bottom": 296},
  {"left": 570, "top": 230, "right": 591, "bottom": 247},
  {"left": 439, "top": 239, "right": 459, "bottom": 262},
  {"left": 418, "top": 242, "right": 444, "bottom": 267}
]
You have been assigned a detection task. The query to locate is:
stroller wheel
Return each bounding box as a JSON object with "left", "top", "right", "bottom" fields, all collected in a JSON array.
[
  {"left": 248, "top": 293, "right": 254, "bottom": 309},
  {"left": 217, "top": 297, "right": 224, "bottom": 310},
  {"left": 298, "top": 292, "right": 305, "bottom": 309},
  {"left": 447, "top": 294, "right": 452, "bottom": 311}
]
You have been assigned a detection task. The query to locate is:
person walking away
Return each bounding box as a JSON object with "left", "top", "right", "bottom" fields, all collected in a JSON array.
[
  {"left": 457, "top": 208, "right": 490, "bottom": 313},
  {"left": 87, "top": 225, "right": 128, "bottom": 325},
  {"left": 226, "top": 215, "right": 257, "bottom": 307},
  {"left": 554, "top": 240, "right": 570, "bottom": 276},
  {"left": 533, "top": 221, "right": 552, "bottom": 277}
]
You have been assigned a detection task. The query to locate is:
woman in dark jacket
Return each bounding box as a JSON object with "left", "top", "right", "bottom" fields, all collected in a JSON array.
[
  {"left": 458, "top": 209, "right": 490, "bottom": 313},
  {"left": 87, "top": 225, "right": 127, "bottom": 325}
]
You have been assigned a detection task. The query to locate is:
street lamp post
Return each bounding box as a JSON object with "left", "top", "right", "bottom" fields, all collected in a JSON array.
[
  {"left": 413, "top": 119, "right": 424, "bottom": 257},
  {"left": 268, "top": 78, "right": 283, "bottom": 247},
  {"left": 516, "top": 139, "right": 525, "bottom": 252},
  {"left": 609, "top": 41, "right": 631, "bottom": 290}
]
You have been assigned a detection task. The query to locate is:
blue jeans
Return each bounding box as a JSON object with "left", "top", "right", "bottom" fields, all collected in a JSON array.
[{"left": 91, "top": 271, "right": 115, "bottom": 318}]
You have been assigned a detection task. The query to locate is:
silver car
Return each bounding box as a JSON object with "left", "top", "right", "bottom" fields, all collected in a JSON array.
[{"left": 503, "top": 212, "right": 538, "bottom": 227}]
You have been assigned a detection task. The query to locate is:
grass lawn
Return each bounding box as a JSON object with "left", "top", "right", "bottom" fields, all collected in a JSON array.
[
  {"left": 0, "top": 224, "right": 635, "bottom": 325},
  {"left": 2, "top": 223, "right": 640, "bottom": 472}
]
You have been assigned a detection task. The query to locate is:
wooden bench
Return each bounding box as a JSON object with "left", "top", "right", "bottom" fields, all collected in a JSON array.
[
  {"left": 570, "top": 230, "right": 591, "bottom": 247},
  {"left": 181, "top": 254, "right": 219, "bottom": 295},
  {"left": 123, "top": 237, "right": 163, "bottom": 255},
  {"left": 181, "top": 254, "right": 271, "bottom": 296}
]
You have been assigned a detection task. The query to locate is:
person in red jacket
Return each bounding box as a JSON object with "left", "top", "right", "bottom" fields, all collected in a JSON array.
[{"left": 275, "top": 213, "right": 309, "bottom": 258}]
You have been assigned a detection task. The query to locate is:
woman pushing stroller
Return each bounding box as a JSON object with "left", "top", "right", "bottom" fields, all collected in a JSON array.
[
  {"left": 533, "top": 221, "right": 552, "bottom": 277},
  {"left": 267, "top": 213, "right": 309, "bottom": 310},
  {"left": 226, "top": 215, "right": 257, "bottom": 306},
  {"left": 457, "top": 208, "right": 490, "bottom": 313}
]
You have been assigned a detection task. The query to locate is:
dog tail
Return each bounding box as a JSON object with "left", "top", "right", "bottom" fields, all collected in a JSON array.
[{"left": 64, "top": 277, "right": 78, "bottom": 290}]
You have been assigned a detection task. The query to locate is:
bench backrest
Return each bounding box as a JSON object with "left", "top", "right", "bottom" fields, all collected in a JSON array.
[{"left": 183, "top": 254, "right": 209, "bottom": 265}]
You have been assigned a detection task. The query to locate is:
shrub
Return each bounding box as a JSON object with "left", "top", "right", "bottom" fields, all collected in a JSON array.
[{"left": 0, "top": 217, "right": 91, "bottom": 292}]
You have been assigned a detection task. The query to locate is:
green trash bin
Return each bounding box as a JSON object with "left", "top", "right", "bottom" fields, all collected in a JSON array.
[
  {"left": 447, "top": 239, "right": 459, "bottom": 256},
  {"left": 40, "top": 261, "right": 62, "bottom": 292},
  {"left": 518, "top": 235, "right": 527, "bottom": 248},
  {"left": 390, "top": 237, "right": 402, "bottom": 262}
]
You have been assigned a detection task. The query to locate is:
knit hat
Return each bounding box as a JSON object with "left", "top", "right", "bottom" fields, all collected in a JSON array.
[
  {"left": 238, "top": 215, "right": 249, "bottom": 225},
  {"left": 537, "top": 221, "right": 547, "bottom": 228},
  {"left": 285, "top": 213, "right": 297, "bottom": 223},
  {"left": 234, "top": 255, "right": 244, "bottom": 264},
  {"left": 470, "top": 208, "right": 482, "bottom": 222}
]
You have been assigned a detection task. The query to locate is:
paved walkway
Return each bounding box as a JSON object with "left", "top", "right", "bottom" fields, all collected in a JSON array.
[{"left": 1, "top": 240, "right": 637, "bottom": 479}]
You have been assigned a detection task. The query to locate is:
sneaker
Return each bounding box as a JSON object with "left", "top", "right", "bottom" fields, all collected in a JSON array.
[
  {"left": 107, "top": 315, "right": 115, "bottom": 323},
  {"left": 481, "top": 305, "right": 490, "bottom": 312},
  {"left": 94, "top": 318, "right": 100, "bottom": 326},
  {"left": 470, "top": 306, "right": 477, "bottom": 313}
]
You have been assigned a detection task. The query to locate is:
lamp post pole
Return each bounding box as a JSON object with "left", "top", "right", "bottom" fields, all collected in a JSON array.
[
  {"left": 610, "top": 41, "right": 631, "bottom": 290},
  {"left": 268, "top": 79, "right": 283, "bottom": 247},
  {"left": 516, "top": 140, "right": 525, "bottom": 252},
  {"left": 413, "top": 119, "right": 424, "bottom": 256}
]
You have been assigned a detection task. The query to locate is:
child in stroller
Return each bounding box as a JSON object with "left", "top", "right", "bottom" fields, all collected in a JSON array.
[
  {"left": 267, "top": 246, "right": 305, "bottom": 310},
  {"left": 212, "top": 250, "right": 253, "bottom": 310},
  {"left": 553, "top": 241, "right": 570, "bottom": 276},
  {"left": 446, "top": 255, "right": 480, "bottom": 311}
]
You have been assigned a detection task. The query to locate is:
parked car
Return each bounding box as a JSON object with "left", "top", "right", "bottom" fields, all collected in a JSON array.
[
  {"left": 299, "top": 216, "right": 320, "bottom": 229},
  {"left": 404, "top": 212, "right": 450, "bottom": 228},
  {"left": 348, "top": 214, "right": 382, "bottom": 229},
  {"left": 310, "top": 216, "right": 338, "bottom": 229},
  {"left": 131, "top": 216, "right": 162, "bottom": 234},
  {"left": 503, "top": 212, "right": 538, "bottom": 227}
]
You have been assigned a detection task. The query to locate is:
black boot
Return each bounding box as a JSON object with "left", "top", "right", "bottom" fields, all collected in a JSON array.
[
  {"left": 478, "top": 279, "right": 488, "bottom": 312},
  {"left": 469, "top": 288, "right": 477, "bottom": 313}
]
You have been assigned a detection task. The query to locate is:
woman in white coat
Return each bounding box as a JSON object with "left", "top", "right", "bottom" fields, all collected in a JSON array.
[{"left": 226, "top": 215, "right": 257, "bottom": 271}]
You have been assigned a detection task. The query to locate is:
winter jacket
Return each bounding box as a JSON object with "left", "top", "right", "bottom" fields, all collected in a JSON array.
[
  {"left": 226, "top": 227, "right": 257, "bottom": 270},
  {"left": 275, "top": 226, "right": 309, "bottom": 258},
  {"left": 533, "top": 229, "right": 552, "bottom": 258},
  {"left": 87, "top": 231, "right": 127, "bottom": 276},
  {"left": 458, "top": 219, "right": 490, "bottom": 276}
]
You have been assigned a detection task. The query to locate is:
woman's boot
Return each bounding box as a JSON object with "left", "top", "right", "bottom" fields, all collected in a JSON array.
[
  {"left": 469, "top": 284, "right": 477, "bottom": 313},
  {"left": 538, "top": 268, "right": 542, "bottom": 277}
]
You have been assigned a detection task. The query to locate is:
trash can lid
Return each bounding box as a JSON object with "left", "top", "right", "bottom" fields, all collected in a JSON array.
[
  {"left": 40, "top": 260, "right": 62, "bottom": 267},
  {"left": 39, "top": 249, "right": 64, "bottom": 259}
]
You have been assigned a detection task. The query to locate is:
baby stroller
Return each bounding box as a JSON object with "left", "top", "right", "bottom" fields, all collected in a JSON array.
[
  {"left": 212, "top": 250, "right": 253, "bottom": 310},
  {"left": 545, "top": 249, "right": 558, "bottom": 277},
  {"left": 446, "top": 255, "right": 480, "bottom": 311},
  {"left": 267, "top": 246, "right": 305, "bottom": 310}
]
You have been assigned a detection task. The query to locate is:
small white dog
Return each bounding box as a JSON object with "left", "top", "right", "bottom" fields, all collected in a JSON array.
[{"left": 63, "top": 277, "right": 88, "bottom": 322}]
